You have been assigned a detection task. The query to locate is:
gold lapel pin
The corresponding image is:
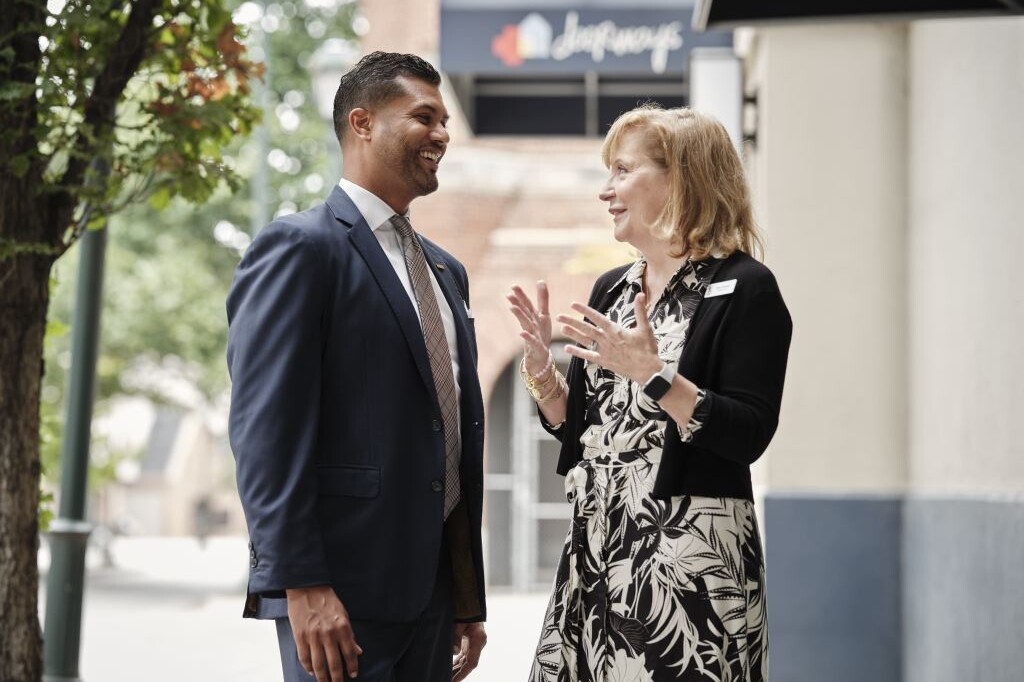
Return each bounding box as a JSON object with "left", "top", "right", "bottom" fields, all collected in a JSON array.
[{"left": 435, "top": 262, "right": 446, "bottom": 271}]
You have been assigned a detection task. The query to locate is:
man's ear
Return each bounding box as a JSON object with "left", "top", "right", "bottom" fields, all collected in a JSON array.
[{"left": 348, "top": 108, "right": 372, "bottom": 141}]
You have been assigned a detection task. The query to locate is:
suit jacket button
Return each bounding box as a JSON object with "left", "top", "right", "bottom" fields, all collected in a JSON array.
[
  {"left": 431, "top": 480, "right": 443, "bottom": 493},
  {"left": 431, "top": 419, "right": 442, "bottom": 432}
]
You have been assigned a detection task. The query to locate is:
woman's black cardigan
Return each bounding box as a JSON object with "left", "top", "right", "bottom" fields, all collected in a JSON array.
[{"left": 543, "top": 250, "right": 793, "bottom": 501}]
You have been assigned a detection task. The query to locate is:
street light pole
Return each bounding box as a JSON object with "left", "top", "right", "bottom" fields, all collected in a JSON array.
[
  {"left": 42, "top": 156, "right": 112, "bottom": 682},
  {"left": 42, "top": 219, "right": 108, "bottom": 682}
]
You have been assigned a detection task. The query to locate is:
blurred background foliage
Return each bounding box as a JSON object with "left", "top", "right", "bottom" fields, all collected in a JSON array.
[{"left": 41, "top": 0, "right": 361, "bottom": 487}]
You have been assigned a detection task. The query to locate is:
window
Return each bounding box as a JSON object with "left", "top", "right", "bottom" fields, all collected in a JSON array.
[{"left": 451, "top": 73, "right": 687, "bottom": 137}]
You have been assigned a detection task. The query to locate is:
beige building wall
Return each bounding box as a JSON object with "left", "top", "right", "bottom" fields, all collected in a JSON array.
[
  {"left": 746, "top": 24, "right": 910, "bottom": 493},
  {"left": 740, "top": 17, "right": 1024, "bottom": 682},
  {"left": 907, "top": 18, "right": 1024, "bottom": 495},
  {"left": 358, "top": 0, "right": 440, "bottom": 60}
]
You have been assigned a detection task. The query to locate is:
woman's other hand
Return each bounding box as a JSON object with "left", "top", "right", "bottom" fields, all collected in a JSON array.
[
  {"left": 507, "top": 281, "right": 553, "bottom": 375},
  {"left": 558, "top": 293, "right": 662, "bottom": 383}
]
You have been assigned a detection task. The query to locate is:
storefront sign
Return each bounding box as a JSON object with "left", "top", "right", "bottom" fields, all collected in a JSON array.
[{"left": 441, "top": 7, "right": 731, "bottom": 75}]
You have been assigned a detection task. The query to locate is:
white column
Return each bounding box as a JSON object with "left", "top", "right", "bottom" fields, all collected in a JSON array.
[
  {"left": 747, "top": 24, "right": 910, "bottom": 493},
  {"left": 907, "top": 18, "right": 1024, "bottom": 495}
]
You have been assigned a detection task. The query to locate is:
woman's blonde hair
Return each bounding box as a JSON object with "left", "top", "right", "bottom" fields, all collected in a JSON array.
[{"left": 601, "top": 104, "right": 763, "bottom": 260}]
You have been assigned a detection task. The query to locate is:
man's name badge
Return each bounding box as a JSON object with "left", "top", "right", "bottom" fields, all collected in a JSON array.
[{"left": 705, "top": 279, "right": 737, "bottom": 298}]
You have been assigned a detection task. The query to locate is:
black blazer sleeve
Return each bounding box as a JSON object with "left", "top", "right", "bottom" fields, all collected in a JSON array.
[{"left": 686, "top": 285, "right": 793, "bottom": 466}]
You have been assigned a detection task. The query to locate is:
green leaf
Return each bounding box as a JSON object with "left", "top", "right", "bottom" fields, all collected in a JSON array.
[
  {"left": 38, "top": 490, "right": 54, "bottom": 532},
  {"left": 149, "top": 186, "right": 171, "bottom": 210},
  {"left": 86, "top": 213, "right": 107, "bottom": 231},
  {"left": 46, "top": 319, "right": 69, "bottom": 339}
]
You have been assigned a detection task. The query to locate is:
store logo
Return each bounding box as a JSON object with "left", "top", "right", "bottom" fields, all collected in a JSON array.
[
  {"left": 492, "top": 13, "right": 552, "bottom": 67},
  {"left": 491, "top": 11, "right": 684, "bottom": 74}
]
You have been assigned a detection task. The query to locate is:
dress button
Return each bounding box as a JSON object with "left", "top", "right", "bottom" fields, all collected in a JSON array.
[
  {"left": 431, "top": 419, "right": 442, "bottom": 432},
  {"left": 431, "top": 480, "right": 443, "bottom": 493}
]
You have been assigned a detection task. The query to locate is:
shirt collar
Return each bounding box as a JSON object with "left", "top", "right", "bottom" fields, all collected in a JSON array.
[
  {"left": 337, "top": 178, "right": 410, "bottom": 232},
  {"left": 609, "top": 259, "right": 646, "bottom": 293},
  {"left": 606, "top": 255, "right": 723, "bottom": 295}
]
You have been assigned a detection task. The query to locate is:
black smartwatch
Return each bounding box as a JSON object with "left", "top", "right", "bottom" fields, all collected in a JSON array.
[{"left": 641, "top": 361, "right": 676, "bottom": 401}]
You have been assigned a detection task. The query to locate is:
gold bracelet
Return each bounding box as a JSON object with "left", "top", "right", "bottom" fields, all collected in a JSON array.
[
  {"left": 520, "top": 356, "right": 559, "bottom": 402},
  {"left": 536, "top": 371, "right": 566, "bottom": 405}
]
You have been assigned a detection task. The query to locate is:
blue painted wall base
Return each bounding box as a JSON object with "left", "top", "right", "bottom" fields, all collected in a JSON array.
[
  {"left": 765, "top": 493, "right": 1024, "bottom": 682},
  {"left": 765, "top": 494, "right": 902, "bottom": 682}
]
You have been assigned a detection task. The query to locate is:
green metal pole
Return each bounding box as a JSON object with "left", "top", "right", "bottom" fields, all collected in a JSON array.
[{"left": 43, "top": 222, "right": 108, "bottom": 682}]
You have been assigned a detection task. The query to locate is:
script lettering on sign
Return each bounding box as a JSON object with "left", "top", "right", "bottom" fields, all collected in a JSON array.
[
  {"left": 550, "top": 11, "right": 684, "bottom": 74},
  {"left": 491, "top": 11, "right": 686, "bottom": 74}
]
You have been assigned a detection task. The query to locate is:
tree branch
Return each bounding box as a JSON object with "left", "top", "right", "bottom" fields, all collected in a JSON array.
[
  {"left": 0, "top": 0, "right": 46, "bottom": 244},
  {"left": 52, "top": 0, "right": 161, "bottom": 239}
]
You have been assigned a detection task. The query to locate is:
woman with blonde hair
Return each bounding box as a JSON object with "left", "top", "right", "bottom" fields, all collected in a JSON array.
[{"left": 508, "top": 106, "right": 792, "bottom": 681}]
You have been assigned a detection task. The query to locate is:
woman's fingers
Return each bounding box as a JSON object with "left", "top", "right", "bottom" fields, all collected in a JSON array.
[
  {"left": 632, "top": 293, "right": 653, "bottom": 334},
  {"left": 569, "top": 302, "right": 615, "bottom": 334},
  {"left": 507, "top": 302, "right": 538, "bottom": 332},
  {"left": 519, "top": 331, "right": 549, "bottom": 357},
  {"left": 509, "top": 285, "right": 539, "bottom": 318},
  {"left": 556, "top": 314, "right": 604, "bottom": 345},
  {"left": 536, "top": 280, "right": 550, "bottom": 318},
  {"left": 563, "top": 343, "right": 600, "bottom": 364}
]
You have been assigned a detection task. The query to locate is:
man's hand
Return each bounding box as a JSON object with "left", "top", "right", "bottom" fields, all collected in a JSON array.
[
  {"left": 451, "top": 622, "right": 487, "bottom": 681},
  {"left": 286, "top": 585, "right": 363, "bottom": 681}
]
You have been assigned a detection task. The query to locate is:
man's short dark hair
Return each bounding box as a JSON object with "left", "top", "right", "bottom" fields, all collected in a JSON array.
[{"left": 332, "top": 51, "right": 442, "bottom": 142}]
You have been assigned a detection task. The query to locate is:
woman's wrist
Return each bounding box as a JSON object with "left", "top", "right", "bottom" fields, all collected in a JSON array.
[
  {"left": 635, "top": 354, "right": 666, "bottom": 385},
  {"left": 529, "top": 351, "right": 555, "bottom": 382},
  {"left": 520, "top": 354, "right": 565, "bottom": 404}
]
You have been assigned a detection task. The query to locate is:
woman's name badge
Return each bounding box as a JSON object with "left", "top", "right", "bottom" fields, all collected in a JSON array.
[{"left": 705, "top": 279, "right": 737, "bottom": 298}]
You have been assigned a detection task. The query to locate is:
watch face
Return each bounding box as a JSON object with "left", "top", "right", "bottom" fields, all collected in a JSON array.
[{"left": 643, "top": 375, "right": 672, "bottom": 401}]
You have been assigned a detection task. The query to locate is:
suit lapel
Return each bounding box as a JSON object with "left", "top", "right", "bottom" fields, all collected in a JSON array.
[{"left": 327, "top": 187, "right": 436, "bottom": 397}]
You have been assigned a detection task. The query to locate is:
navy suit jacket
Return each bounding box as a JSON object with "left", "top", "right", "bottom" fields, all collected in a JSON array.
[{"left": 226, "top": 186, "right": 487, "bottom": 623}]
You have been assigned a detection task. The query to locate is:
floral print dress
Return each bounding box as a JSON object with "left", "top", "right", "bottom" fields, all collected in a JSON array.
[{"left": 529, "top": 258, "right": 769, "bottom": 682}]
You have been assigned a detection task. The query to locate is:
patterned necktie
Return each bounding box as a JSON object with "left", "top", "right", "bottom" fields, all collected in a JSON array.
[{"left": 390, "top": 215, "right": 461, "bottom": 519}]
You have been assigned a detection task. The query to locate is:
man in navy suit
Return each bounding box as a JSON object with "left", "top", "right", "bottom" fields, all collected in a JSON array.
[{"left": 227, "top": 52, "right": 487, "bottom": 682}]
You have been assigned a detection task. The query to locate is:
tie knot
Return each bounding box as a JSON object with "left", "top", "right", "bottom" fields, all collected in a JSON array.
[{"left": 389, "top": 214, "right": 415, "bottom": 241}]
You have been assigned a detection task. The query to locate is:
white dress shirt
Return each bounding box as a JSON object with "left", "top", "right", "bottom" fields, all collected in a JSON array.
[{"left": 337, "top": 178, "right": 462, "bottom": 408}]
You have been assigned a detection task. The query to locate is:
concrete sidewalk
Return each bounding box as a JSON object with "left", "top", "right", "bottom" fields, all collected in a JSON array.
[{"left": 40, "top": 536, "right": 549, "bottom": 682}]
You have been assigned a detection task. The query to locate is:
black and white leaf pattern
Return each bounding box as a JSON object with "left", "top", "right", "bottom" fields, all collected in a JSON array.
[{"left": 529, "top": 259, "right": 768, "bottom": 682}]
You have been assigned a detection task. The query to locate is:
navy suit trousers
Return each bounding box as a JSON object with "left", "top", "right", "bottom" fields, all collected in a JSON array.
[{"left": 275, "top": 550, "right": 455, "bottom": 682}]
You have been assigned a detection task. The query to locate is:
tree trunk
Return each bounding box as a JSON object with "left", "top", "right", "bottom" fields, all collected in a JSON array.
[{"left": 0, "top": 246, "right": 52, "bottom": 681}]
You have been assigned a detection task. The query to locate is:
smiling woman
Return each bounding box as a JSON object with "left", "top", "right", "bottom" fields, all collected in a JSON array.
[{"left": 508, "top": 104, "right": 792, "bottom": 682}]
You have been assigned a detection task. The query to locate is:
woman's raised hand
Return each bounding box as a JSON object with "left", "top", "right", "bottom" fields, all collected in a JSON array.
[{"left": 506, "top": 281, "right": 553, "bottom": 376}]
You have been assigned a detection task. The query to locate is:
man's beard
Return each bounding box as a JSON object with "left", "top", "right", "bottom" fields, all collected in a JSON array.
[{"left": 405, "top": 149, "right": 439, "bottom": 196}]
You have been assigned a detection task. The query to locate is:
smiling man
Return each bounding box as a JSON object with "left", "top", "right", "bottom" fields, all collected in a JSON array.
[{"left": 227, "top": 52, "right": 487, "bottom": 682}]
